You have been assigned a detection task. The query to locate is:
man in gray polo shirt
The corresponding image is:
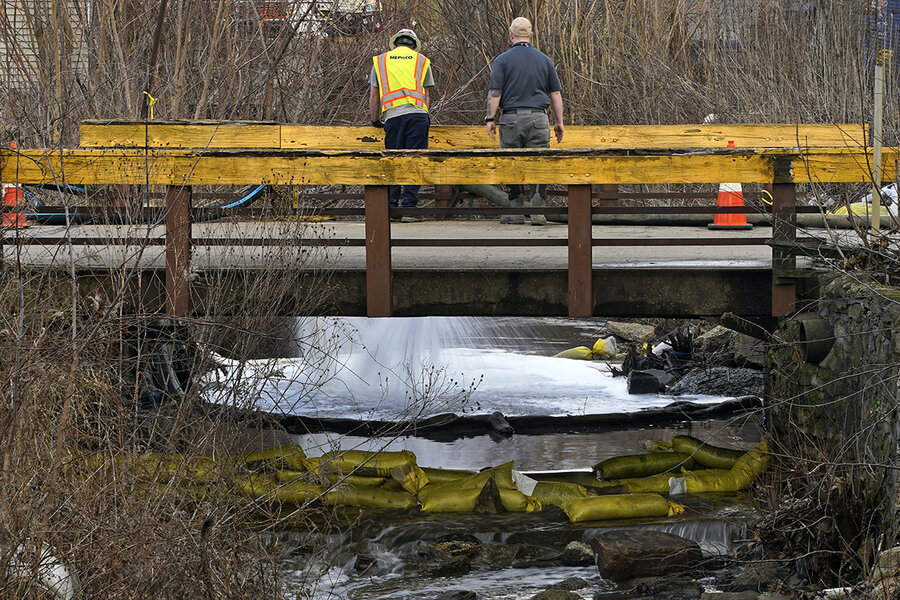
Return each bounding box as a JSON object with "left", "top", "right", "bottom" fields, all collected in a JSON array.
[{"left": 485, "top": 17, "right": 564, "bottom": 225}]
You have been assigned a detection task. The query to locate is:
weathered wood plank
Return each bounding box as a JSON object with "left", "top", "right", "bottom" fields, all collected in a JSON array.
[
  {"left": 80, "top": 122, "right": 869, "bottom": 150},
  {"left": 79, "top": 122, "right": 282, "bottom": 149},
  {"left": 800, "top": 150, "right": 900, "bottom": 184},
  {"left": 364, "top": 185, "right": 392, "bottom": 317},
  {"left": 165, "top": 185, "right": 192, "bottom": 316},
  {"left": 567, "top": 185, "right": 593, "bottom": 317},
  {"left": 3, "top": 148, "right": 896, "bottom": 186},
  {"left": 282, "top": 124, "right": 869, "bottom": 150}
]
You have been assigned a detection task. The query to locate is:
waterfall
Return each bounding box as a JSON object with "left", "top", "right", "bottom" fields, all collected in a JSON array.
[{"left": 203, "top": 317, "right": 728, "bottom": 420}]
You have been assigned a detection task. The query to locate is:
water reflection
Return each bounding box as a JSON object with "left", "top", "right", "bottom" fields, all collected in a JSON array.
[{"left": 295, "top": 418, "right": 762, "bottom": 472}]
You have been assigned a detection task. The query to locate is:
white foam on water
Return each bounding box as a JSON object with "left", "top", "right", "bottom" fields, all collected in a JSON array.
[
  {"left": 306, "top": 564, "right": 602, "bottom": 600},
  {"left": 202, "top": 316, "right": 726, "bottom": 419}
]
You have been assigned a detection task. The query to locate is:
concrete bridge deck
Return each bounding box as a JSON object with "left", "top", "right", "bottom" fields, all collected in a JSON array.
[
  {"left": 4, "top": 220, "right": 777, "bottom": 269},
  {"left": 2, "top": 219, "right": 825, "bottom": 318}
]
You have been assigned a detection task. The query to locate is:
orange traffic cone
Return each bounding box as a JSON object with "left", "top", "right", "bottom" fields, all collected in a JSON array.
[
  {"left": 3, "top": 142, "right": 29, "bottom": 229},
  {"left": 2, "top": 184, "right": 29, "bottom": 228},
  {"left": 708, "top": 140, "right": 752, "bottom": 230}
]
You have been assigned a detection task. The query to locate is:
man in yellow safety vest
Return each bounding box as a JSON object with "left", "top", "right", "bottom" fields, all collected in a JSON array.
[{"left": 369, "top": 29, "right": 434, "bottom": 222}]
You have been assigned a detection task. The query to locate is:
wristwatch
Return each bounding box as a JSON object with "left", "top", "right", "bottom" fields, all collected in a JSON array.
[{"left": 484, "top": 116, "right": 495, "bottom": 123}]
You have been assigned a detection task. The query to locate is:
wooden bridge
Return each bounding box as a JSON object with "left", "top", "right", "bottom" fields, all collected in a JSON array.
[{"left": 0, "top": 121, "right": 890, "bottom": 320}]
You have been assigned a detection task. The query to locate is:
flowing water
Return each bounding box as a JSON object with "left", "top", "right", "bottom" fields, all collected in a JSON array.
[
  {"left": 204, "top": 316, "right": 730, "bottom": 419},
  {"left": 202, "top": 317, "right": 764, "bottom": 599}
]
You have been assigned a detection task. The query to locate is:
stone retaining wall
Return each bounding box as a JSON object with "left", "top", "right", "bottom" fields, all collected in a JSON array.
[{"left": 767, "top": 275, "right": 900, "bottom": 570}]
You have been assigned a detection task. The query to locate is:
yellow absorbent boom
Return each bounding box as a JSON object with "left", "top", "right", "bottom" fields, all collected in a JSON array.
[
  {"left": 554, "top": 337, "right": 617, "bottom": 360},
  {"left": 417, "top": 461, "right": 520, "bottom": 512},
  {"left": 237, "top": 474, "right": 324, "bottom": 504},
  {"left": 243, "top": 444, "right": 311, "bottom": 472},
  {"left": 275, "top": 469, "right": 386, "bottom": 488},
  {"left": 682, "top": 442, "right": 769, "bottom": 493},
  {"left": 531, "top": 481, "right": 593, "bottom": 506},
  {"left": 391, "top": 464, "right": 430, "bottom": 493},
  {"left": 323, "top": 486, "right": 417, "bottom": 510},
  {"left": 591, "top": 441, "right": 769, "bottom": 496},
  {"left": 561, "top": 493, "right": 684, "bottom": 523},
  {"left": 672, "top": 435, "right": 746, "bottom": 469},
  {"left": 499, "top": 488, "right": 542, "bottom": 512},
  {"left": 594, "top": 451, "right": 696, "bottom": 480},
  {"left": 420, "top": 467, "right": 476, "bottom": 483},
  {"left": 446, "top": 462, "right": 517, "bottom": 491},
  {"left": 591, "top": 473, "right": 673, "bottom": 495},
  {"left": 317, "top": 449, "right": 418, "bottom": 476}
]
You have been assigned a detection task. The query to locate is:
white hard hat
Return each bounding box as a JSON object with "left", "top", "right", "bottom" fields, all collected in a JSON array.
[{"left": 390, "top": 29, "right": 420, "bottom": 50}]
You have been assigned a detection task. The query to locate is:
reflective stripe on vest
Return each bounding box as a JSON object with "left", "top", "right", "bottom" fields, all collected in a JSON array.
[{"left": 373, "top": 47, "right": 430, "bottom": 112}]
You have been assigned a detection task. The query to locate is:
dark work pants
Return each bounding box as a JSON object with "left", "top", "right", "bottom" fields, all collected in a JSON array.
[{"left": 384, "top": 112, "right": 430, "bottom": 207}]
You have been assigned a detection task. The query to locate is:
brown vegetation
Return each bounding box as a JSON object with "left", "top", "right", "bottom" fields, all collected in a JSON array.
[
  {"left": 0, "top": 0, "right": 893, "bottom": 142},
  {"left": 0, "top": 219, "right": 346, "bottom": 597},
  {"left": 1, "top": 0, "right": 899, "bottom": 597}
]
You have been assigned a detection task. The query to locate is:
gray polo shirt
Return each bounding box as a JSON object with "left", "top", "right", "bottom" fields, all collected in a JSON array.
[
  {"left": 488, "top": 42, "right": 561, "bottom": 109},
  {"left": 370, "top": 63, "right": 434, "bottom": 121}
]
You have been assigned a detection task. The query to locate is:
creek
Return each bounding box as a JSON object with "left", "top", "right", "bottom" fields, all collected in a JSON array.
[
  {"left": 203, "top": 316, "right": 764, "bottom": 599},
  {"left": 206, "top": 316, "right": 732, "bottom": 419}
]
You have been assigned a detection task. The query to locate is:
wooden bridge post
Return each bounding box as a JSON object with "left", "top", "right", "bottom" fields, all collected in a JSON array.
[
  {"left": 568, "top": 184, "right": 593, "bottom": 317},
  {"left": 597, "top": 184, "right": 618, "bottom": 207},
  {"left": 434, "top": 185, "right": 453, "bottom": 219},
  {"left": 365, "top": 185, "right": 392, "bottom": 317},
  {"left": 165, "top": 184, "right": 192, "bottom": 316},
  {"left": 771, "top": 182, "right": 797, "bottom": 316}
]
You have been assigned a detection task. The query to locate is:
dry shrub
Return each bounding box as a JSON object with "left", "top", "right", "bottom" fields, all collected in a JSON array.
[
  {"left": 0, "top": 215, "right": 345, "bottom": 598},
  {"left": 1, "top": 0, "right": 898, "bottom": 595},
  {"left": 0, "top": 0, "right": 894, "bottom": 141}
]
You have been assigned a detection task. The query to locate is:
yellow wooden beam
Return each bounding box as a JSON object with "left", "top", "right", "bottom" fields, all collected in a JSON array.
[
  {"left": 3, "top": 147, "right": 896, "bottom": 186},
  {"left": 79, "top": 121, "right": 282, "bottom": 149},
  {"left": 79, "top": 122, "right": 869, "bottom": 150},
  {"left": 281, "top": 124, "right": 868, "bottom": 150}
]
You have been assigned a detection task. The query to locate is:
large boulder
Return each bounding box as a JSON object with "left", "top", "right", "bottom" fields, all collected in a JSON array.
[
  {"left": 734, "top": 334, "right": 766, "bottom": 368},
  {"left": 587, "top": 529, "right": 702, "bottom": 583},
  {"left": 561, "top": 541, "right": 593, "bottom": 566},
  {"left": 424, "top": 539, "right": 480, "bottom": 577},
  {"left": 614, "top": 575, "right": 702, "bottom": 599},
  {"left": 627, "top": 370, "right": 665, "bottom": 394},
  {"left": 694, "top": 325, "right": 738, "bottom": 353},
  {"left": 607, "top": 321, "right": 656, "bottom": 344}
]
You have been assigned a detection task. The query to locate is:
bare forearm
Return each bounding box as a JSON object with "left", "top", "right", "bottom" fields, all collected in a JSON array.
[
  {"left": 486, "top": 90, "right": 501, "bottom": 119},
  {"left": 484, "top": 91, "right": 501, "bottom": 140},
  {"left": 550, "top": 91, "right": 563, "bottom": 125},
  {"left": 369, "top": 86, "right": 380, "bottom": 121}
]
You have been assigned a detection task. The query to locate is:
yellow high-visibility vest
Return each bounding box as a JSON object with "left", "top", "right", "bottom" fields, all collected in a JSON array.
[{"left": 373, "top": 46, "right": 430, "bottom": 113}]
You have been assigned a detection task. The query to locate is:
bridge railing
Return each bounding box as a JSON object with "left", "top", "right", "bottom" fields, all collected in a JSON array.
[{"left": 0, "top": 122, "right": 889, "bottom": 319}]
